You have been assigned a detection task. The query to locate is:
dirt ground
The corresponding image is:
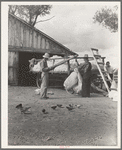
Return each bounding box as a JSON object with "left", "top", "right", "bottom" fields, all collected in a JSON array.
[{"left": 8, "top": 85, "right": 117, "bottom": 147}]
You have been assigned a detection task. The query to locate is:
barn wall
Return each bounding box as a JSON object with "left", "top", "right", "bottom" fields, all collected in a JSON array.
[
  {"left": 8, "top": 14, "right": 76, "bottom": 86},
  {"left": 8, "top": 15, "right": 67, "bottom": 55},
  {"left": 8, "top": 51, "right": 19, "bottom": 85}
]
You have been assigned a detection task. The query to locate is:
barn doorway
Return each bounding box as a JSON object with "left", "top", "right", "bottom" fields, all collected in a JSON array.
[{"left": 18, "top": 51, "right": 43, "bottom": 86}]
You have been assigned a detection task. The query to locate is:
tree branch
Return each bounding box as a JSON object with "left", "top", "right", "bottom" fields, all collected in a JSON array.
[
  {"left": 32, "top": 14, "right": 39, "bottom": 26},
  {"left": 35, "top": 16, "right": 55, "bottom": 24}
]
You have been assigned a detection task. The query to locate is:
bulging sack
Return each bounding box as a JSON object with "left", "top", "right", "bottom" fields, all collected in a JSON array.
[
  {"left": 73, "top": 72, "right": 82, "bottom": 94},
  {"left": 64, "top": 68, "right": 82, "bottom": 94},
  {"left": 64, "top": 71, "right": 78, "bottom": 90},
  {"left": 108, "top": 90, "right": 118, "bottom": 101}
]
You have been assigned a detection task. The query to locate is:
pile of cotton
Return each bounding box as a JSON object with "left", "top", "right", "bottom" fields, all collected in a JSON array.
[
  {"left": 35, "top": 88, "right": 41, "bottom": 95},
  {"left": 48, "top": 55, "right": 68, "bottom": 73},
  {"left": 108, "top": 90, "right": 119, "bottom": 101},
  {"left": 30, "top": 61, "right": 42, "bottom": 73},
  {"left": 108, "top": 80, "right": 118, "bottom": 101}
]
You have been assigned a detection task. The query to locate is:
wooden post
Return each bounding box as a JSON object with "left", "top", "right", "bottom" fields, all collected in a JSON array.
[
  {"left": 52, "top": 59, "right": 55, "bottom": 73},
  {"left": 102, "top": 57, "right": 105, "bottom": 64},
  {"left": 67, "top": 60, "right": 70, "bottom": 75}
]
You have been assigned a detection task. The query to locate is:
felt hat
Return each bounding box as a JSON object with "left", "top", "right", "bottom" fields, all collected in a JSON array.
[
  {"left": 43, "top": 53, "right": 50, "bottom": 58},
  {"left": 83, "top": 54, "right": 89, "bottom": 59}
]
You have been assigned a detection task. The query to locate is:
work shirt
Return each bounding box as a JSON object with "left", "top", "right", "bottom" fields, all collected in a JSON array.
[
  {"left": 40, "top": 59, "right": 49, "bottom": 87},
  {"left": 104, "top": 65, "right": 114, "bottom": 74},
  {"left": 41, "top": 59, "right": 48, "bottom": 72},
  {"left": 78, "top": 62, "right": 92, "bottom": 79}
]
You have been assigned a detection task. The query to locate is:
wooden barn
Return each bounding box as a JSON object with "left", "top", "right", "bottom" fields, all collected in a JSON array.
[{"left": 8, "top": 13, "right": 77, "bottom": 86}]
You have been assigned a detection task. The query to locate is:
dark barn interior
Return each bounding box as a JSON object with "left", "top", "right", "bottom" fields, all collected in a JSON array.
[
  {"left": 18, "top": 52, "right": 67, "bottom": 88},
  {"left": 8, "top": 13, "right": 77, "bottom": 87},
  {"left": 18, "top": 52, "right": 43, "bottom": 86}
]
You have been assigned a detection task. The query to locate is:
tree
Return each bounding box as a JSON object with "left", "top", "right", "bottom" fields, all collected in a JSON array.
[
  {"left": 8, "top": 5, "right": 53, "bottom": 26},
  {"left": 93, "top": 5, "right": 118, "bottom": 32}
]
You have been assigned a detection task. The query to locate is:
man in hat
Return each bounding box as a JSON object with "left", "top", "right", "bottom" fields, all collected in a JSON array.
[
  {"left": 104, "top": 61, "right": 116, "bottom": 88},
  {"left": 77, "top": 54, "right": 92, "bottom": 97},
  {"left": 40, "top": 53, "right": 50, "bottom": 99}
]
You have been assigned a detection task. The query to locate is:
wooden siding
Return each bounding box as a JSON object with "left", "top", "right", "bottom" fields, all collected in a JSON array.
[
  {"left": 8, "top": 14, "right": 77, "bottom": 86},
  {"left": 8, "top": 51, "right": 19, "bottom": 85},
  {"left": 8, "top": 14, "right": 76, "bottom": 56}
]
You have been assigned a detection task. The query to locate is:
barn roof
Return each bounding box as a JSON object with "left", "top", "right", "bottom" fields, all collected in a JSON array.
[{"left": 9, "top": 13, "right": 77, "bottom": 56}]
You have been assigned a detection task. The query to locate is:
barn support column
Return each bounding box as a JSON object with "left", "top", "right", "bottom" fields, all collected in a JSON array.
[
  {"left": 63, "top": 54, "right": 71, "bottom": 75},
  {"left": 8, "top": 51, "right": 19, "bottom": 85},
  {"left": 67, "top": 60, "right": 70, "bottom": 75}
]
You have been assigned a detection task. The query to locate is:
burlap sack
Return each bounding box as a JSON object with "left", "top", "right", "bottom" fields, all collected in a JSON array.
[{"left": 63, "top": 71, "right": 78, "bottom": 91}]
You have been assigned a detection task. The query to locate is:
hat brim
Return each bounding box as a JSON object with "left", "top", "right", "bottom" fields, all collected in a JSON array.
[
  {"left": 83, "top": 57, "right": 94, "bottom": 61},
  {"left": 43, "top": 56, "right": 49, "bottom": 58}
]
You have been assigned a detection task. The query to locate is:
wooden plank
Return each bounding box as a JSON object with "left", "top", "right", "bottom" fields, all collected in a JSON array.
[
  {"left": 11, "top": 17, "right": 15, "bottom": 46},
  {"left": 29, "top": 29, "right": 33, "bottom": 48},
  {"left": 23, "top": 25, "right": 26, "bottom": 47},
  {"left": 8, "top": 51, "right": 11, "bottom": 66},
  {"left": 91, "top": 48, "right": 98, "bottom": 51},
  {"left": 37, "top": 34, "right": 41, "bottom": 49},
  {"left": 8, "top": 51, "right": 19, "bottom": 85},
  {"left": 40, "top": 35, "right": 42, "bottom": 48},
  {"left": 26, "top": 27, "right": 30, "bottom": 47},
  {"left": 42, "top": 37, "right": 45, "bottom": 49},
  {"left": 18, "top": 21, "right": 21, "bottom": 47},
  {"left": 33, "top": 31, "right": 37, "bottom": 48},
  {"left": 25, "top": 26, "right": 28, "bottom": 47},
  {"left": 20, "top": 23, "right": 24, "bottom": 47},
  {"left": 8, "top": 16, "right": 11, "bottom": 45},
  {"left": 67, "top": 60, "right": 70, "bottom": 75},
  {"left": 46, "top": 39, "right": 50, "bottom": 49},
  {"left": 8, "top": 51, "right": 14, "bottom": 66},
  {"left": 16, "top": 20, "right": 20, "bottom": 47},
  {"left": 14, "top": 18, "right": 17, "bottom": 46},
  {"left": 9, "top": 14, "right": 77, "bottom": 56},
  {"left": 13, "top": 52, "right": 19, "bottom": 67},
  {"left": 36, "top": 33, "right": 38, "bottom": 49},
  {"left": 8, "top": 68, "right": 14, "bottom": 84},
  {"left": 8, "top": 46, "right": 67, "bottom": 55}
]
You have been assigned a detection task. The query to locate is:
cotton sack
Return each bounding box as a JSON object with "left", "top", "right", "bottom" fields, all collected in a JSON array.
[{"left": 63, "top": 71, "right": 78, "bottom": 91}]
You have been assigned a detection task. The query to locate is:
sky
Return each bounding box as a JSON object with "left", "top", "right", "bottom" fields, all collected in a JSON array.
[{"left": 35, "top": 2, "right": 120, "bottom": 68}]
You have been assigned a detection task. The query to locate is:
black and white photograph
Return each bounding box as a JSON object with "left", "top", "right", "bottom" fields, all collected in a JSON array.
[{"left": 1, "top": 1, "right": 121, "bottom": 149}]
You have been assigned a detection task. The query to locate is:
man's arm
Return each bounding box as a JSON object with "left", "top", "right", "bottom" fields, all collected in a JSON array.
[
  {"left": 75, "top": 59, "right": 79, "bottom": 66},
  {"left": 40, "top": 60, "right": 47, "bottom": 72},
  {"left": 84, "top": 63, "right": 90, "bottom": 73}
]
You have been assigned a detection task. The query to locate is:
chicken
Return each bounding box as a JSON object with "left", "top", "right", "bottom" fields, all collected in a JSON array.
[
  {"left": 42, "top": 109, "right": 48, "bottom": 114},
  {"left": 69, "top": 104, "right": 73, "bottom": 107},
  {"left": 16, "top": 104, "right": 31, "bottom": 114},
  {"left": 51, "top": 106, "right": 57, "bottom": 110},
  {"left": 75, "top": 105, "right": 81, "bottom": 108},
  {"left": 66, "top": 106, "right": 75, "bottom": 111},
  {"left": 57, "top": 104, "right": 64, "bottom": 108}
]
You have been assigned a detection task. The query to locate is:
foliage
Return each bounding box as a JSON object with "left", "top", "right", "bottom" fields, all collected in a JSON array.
[
  {"left": 8, "top": 5, "right": 52, "bottom": 26},
  {"left": 93, "top": 5, "right": 118, "bottom": 32}
]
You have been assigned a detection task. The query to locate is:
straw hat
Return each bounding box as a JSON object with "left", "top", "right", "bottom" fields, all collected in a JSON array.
[{"left": 43, "top": 53, "right": 50, "bottom": 58}]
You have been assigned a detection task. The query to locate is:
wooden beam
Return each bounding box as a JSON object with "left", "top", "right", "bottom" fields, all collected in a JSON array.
[{"left": 8, "top": 45, "right": 66, "bottom": 55}]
